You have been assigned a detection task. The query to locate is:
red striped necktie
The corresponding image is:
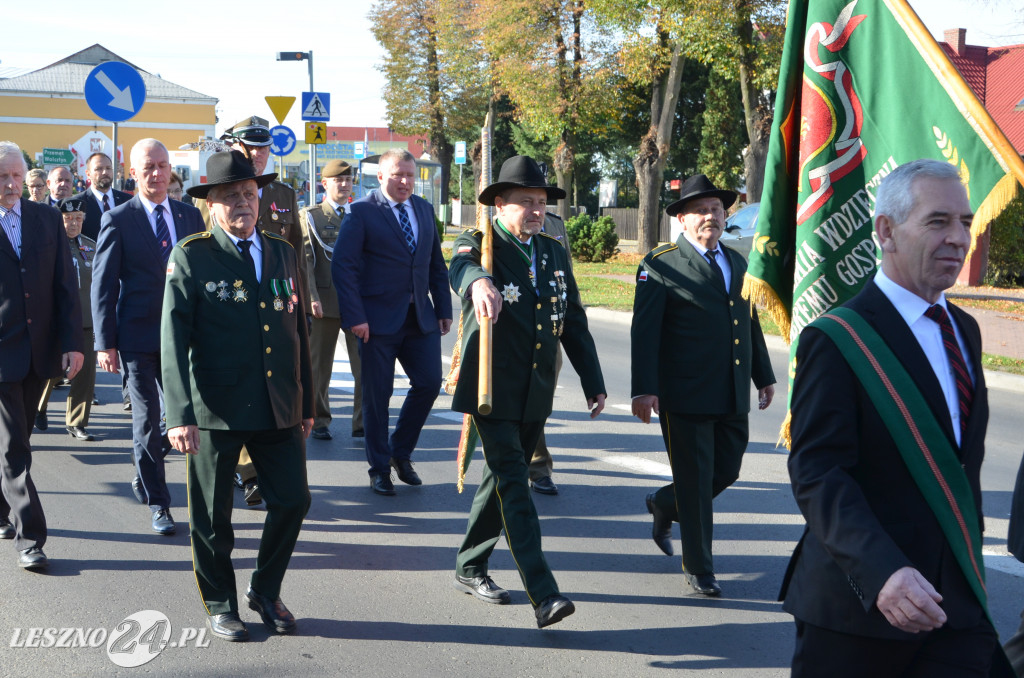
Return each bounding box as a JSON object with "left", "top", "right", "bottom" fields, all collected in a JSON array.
[{"left": 924, "top": 304, "right": 972, "bottom": 441}]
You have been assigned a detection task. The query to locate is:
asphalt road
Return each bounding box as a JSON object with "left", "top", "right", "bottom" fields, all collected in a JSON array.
[{"left": 1, "top": 307, "right": 1022, "bottom": 677}]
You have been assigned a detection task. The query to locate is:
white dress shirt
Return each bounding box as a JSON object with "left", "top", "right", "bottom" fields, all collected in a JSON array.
[
  {"left": 137, "top": 194, "right": 178, "bottom": 245},
  {"left": 683, "top": 231, "right": 732, "bottom": 294},
  {"left": 386, "top": 197, "right": 419, "bottom": 247}
]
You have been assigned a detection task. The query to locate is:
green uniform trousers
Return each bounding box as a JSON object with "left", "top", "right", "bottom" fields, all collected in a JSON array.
[
  {"left": 188, "top": 425, "right": 310, "bottom": 615},
  {"left": 38, "top": 334, "right": 96, "bottom": 428},
  {"left": 309, "top": 315, "right": 363, "bottom": 433},
  {"left": 652, "top": 411, "right": 748, "bottom": 576},
  {"left": 527, "top": 349, "right": 560, "bottom": 482},
  {"left": 456, "top": 418, "right": 558, "bottom": 607}
]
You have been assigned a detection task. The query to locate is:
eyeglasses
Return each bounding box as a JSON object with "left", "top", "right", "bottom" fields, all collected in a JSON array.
[{"left": 168, "top": 187, "right": 184, "bottom": 198}]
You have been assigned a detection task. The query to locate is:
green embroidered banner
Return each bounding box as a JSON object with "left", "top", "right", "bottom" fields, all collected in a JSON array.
[{"left": 743, "top": 0, "right": 1024, "bottom": 441}]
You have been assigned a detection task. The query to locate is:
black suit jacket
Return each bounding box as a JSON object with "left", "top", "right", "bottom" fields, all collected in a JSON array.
[
  {"left": 0, "top": 199, "right": 83, "bottom": 382},
  {"left": 92, "top": 195, "right": 204, "bottom": 354},
  {"left": 332, "top": 190, "right": 451, "bottom": 335},
  {"left": 780, "top": 280, "right": 988, "bottom": 639},
  {"left": 72, "top": 188, "right": 131, "bottom": 240}
]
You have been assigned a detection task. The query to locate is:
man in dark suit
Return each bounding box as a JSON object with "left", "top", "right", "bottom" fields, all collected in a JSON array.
[
  {"left": 163, "top": 150, "right": 313, "bottom": 643},
  {"left": 45, "top": 166, "right": 74, "bottom": 207},
  {"left": 631, "top": 174, "right": 776, "bottom": 597},
  {"left": 72, "top": 152, "right": 131, "bottom": 240},
  {"left": 449, "top": 155, "right": 606, "bottom": 628},
  {"left": 92, "top": 138, "right": 204, "bottom": 536},
  {"left": 332, "top": 148, "right": 452, "bottom": 495},
  {"left": 36, "top": 198, "right": 99, "bottom": 441},
  {"left": 194, "top": 116, "right": 309, "bottom": 506},
  {"left": 0, "top": 141, "right": 84, "bottom": 569},
  {"left": 301, "top": 159, "right": 363, "bottom": 441},
  {"left": 780, "top": 159, "right": 1010, "bottom": 676}
]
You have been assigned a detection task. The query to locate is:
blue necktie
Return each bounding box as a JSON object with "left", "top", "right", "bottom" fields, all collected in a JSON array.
[
  {"left": 154, "top": 204, "right": 172, "bottom": 263},
  {"left": 396, "top": 202, "right": 415, "bottom": 254}
]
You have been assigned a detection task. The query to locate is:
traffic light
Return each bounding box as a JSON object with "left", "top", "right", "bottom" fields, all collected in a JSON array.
[{"left": 276, "top": 52, "right": 309, "bottom": 62}]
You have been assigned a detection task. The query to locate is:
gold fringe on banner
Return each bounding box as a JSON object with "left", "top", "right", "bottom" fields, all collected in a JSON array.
[
  {"left": 778, "top": 410, "right": 792, "bottom": 451},
  {"left": 444, "top": 310, "right": 465, "bottom": 395},
  {"left": 455, "top": 414, "right": 479, "bottom": 494},
  {"left": 742, "top": 274, "right": 792, "bottom": 345},
  {"left": 968, "top": 173, "right": 1021, "bottom": 259}
]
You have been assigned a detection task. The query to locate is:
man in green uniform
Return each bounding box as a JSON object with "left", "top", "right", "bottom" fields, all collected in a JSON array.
[
  {"left": 194, "top": 115, "right": 309, "bottom": 505},
  {"left": 300, "top": 159, "right": 363, "bottom": 440},
  {"left": 631, "top": 174, "right": 776, "bottom": 597},
  {"left": 162, "top": 150, "right": 313, "bottom": 642},
  {"left": 36, "top": 198, "right": 98, "bottom": 441},
  {"left": 449, "top": 155, "right": 606, "bottom": 628}
]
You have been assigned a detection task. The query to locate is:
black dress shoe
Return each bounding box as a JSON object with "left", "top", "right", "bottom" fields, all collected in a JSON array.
[
  {"left": 531, "top": 476, "right": 559, "bottom": 495},
  {"left": 245, "top": 586, "right": 296, "bottom": 634},
  {"left": 453, "top": 574, "right": 511, "bottom": 605},
  {"left": 685, "top": 572, "right": 722, "bottom": 596},
  {"left": 390, "top": 458, "right": 422, "bottom": 486},
  {"left": 244, "top": 482, "right": 262, "bottom": 506},
  {"left": 233, "top": 472, "right": 246, "bottom": 490},
  {"left": 131, "top": 476, "right": 146, "bottom": 504},
  {"left": 351, "top": 429, "right": 365, "bottom": 438},
  {"left": 67, "top": 426, "right": 95, "bottom": 441},
  {"left": 152, "top": 509, "right": 176, "bottom": 536},
  {"left": 311, "top": 427, "right": 332, "bottom": 440},
  {"left": 0, "top": 519, "right": 15, "bottom": 540},
  {"left": 122, "top": 401, "right": 132, "bottom": 412},
  {"left": 92, "top": 394, "right": 100, "bottom": 406},
  {"left": 370, "top": 472, "right": 396, "bottom": 496},
  {"left": 18, "top": 547, "right": 48, "bottom": 570},
  {"left": 646, "top": 493, "right": 674, "bottom": 556},
  {"left": 534, "top": 594, "right": 575, "bottom": 628},
  {"left": 207, "top": 612, "right": 249, "bottom": 642},
  {"left": 34, "top": 411, "right": 48, "bottom": 431}
]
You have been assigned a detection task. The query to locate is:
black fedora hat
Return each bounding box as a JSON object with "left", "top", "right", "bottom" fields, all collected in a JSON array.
[
  {"left": 665, "top": 174, "right": 736, "bottom": 216},
  {"left": 186, "top": 150, "right": 277, "bottom": 199},
  {"left": 478, "top": 155, "right": 566, "bottom": 207}
]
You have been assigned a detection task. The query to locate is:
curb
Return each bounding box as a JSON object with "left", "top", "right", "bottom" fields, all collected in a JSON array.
[{"left": 585, "top": 307, "right": 1024, "bottom": 394}]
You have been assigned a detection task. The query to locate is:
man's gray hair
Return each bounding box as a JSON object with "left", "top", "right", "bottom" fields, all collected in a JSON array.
[
  {"left": 379, "top": 148, "right": 415, "bottom": 172},
  {"left": 0, "top": 141, "right": 27, "bottom": 172},
  {"left": 130, "top": 138, "right": 167, "bottom": 167},
  {"left": 874, "top": 159, "right": 963, "bottom": 226}
]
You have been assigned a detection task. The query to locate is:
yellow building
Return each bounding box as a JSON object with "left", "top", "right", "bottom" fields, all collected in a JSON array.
[{"left": 0, "top": 44, "right": 216, "bottom": 174}]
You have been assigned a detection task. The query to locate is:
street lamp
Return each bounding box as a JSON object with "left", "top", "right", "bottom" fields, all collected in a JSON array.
[{"left": 276, "top": 51, "right": 316, "bottom": 198}]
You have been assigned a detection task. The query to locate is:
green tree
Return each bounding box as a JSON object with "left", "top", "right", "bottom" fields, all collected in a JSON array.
[
  {"left": 370, "top": 0, "right": 489, "bottom": 205},
  {"left": 696, "top": 65, "right": 747, "bottom": 193}
]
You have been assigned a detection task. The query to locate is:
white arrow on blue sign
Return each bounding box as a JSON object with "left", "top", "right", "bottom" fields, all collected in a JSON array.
[
  {"left": 84, "top": 62, "right": 147, "bottom": 123},
  {"left": 269, "top": 126, "right": 297, "bottom": 157}
]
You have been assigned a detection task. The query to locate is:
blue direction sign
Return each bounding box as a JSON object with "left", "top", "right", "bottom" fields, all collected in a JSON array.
[
  {"left": 301, "top": 92, "right": 330, "bottom": 121},
  {"left": 269, "top": 126, "right": 297, "bottom": 157},
  {"left": 84, "top": 62, "right": 146, "bottom": 123}
]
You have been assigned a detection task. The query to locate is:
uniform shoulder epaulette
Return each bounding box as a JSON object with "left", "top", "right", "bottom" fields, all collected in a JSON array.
[
  {"left": 649, "top": 243, "right": 677, "bottom": 259},
  {"left": 179, "top": 231, "right": 211, "bottom": 246},
  {"left": 545, "top": 211, "right": 563, "bottom": 222},
  {"left": 462, "top": 228, "right": 481, "bottom": 237},
  {"left": 261, "top": 230, "right": 293, "bottom": 248},
  {"left": 538, "top": 231, "right": 560, "bottom": 242}
]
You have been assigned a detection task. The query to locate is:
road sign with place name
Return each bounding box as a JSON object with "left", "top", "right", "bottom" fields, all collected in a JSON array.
[
  {"left": 301, "top": 92, "right": 330, "bottom": 122},
  {"left": 42, "top": 148, "right": 75, "bottom": 165},
  {"left": 269, "top": 126, "right": 297, "bottom": 156},
  {"left": 305, "top": 122, "right": 327, "bottom": 145},
  {"left": 84, "top": 62, "right": 146, "bottom": 123},
  {"left": 455, "top": 141, "right": 467, "bottom": 165},
  {"left": 265, "top": 96, "right": 296, "bottom": 125},
  {"left": 354, "top": 142, "right": 365, "bottom": 159}
]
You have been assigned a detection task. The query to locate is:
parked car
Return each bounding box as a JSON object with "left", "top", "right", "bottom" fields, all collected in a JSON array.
[{"left": 720, "top": 202, "right": 759, "bottom": 260}]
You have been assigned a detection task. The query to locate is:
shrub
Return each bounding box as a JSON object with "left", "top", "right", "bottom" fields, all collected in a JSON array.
[
  {"left": 983, "top": 194, "right": 1024, "bottom": 287},
  {"left": 565, "top": 214, "right": 620, "bottom": 263}
]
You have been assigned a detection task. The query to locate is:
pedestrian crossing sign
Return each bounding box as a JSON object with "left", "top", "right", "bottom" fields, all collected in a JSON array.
[
  {"left": 301, "top": 92, "right": 330, "bottom": 121},
  {"left": 306, "top": 122, "right": 327, "bottom": 145}
]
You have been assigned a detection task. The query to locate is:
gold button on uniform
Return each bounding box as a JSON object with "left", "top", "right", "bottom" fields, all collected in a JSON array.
[
  {"left": 733, "top": 319, "right": 738, "bottom": 326},
  {"left": 263, "top": 325, "right": 270, "bottom": 331},
  {"left": 735, "top": 359, "right": 740, "bottom": 365},
  {"left": 535, "top": 343, "right": 541, "bottom": 350},
  {"left": 729, "top": 300, "right": 734, "bottom": 307},
  {"left": 536, "top": 303, "right": 541, "bottom": 310},
  {"left": 260, "top": 302, "right": 266, "bottom": 309},
  {"left": 265, "top": 347, "right": 272, "bottom": 354},
  {"left": 532, "top": 363, "right": 537, "bottom": 369},
  {"left": 734, "top": 339, "right": 740, "bottom": 345},
  {"left": 266, "top": 370, "right": 272, "bottom": 377},
  {"left": 537, "top": 324, "right": 542, "bottom": 330}
]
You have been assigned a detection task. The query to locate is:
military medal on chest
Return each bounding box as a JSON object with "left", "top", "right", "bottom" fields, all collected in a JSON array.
[
  {"left": 232, "top": 279, "right": 248, "bottom": 303},
  {"left": 216, "top": 280, "right": 231, "bottom": 301},
  {"left": 502, "top": 283, "right": 521, "bottom": 304},
  {"left": 271, "top": 279, "right": 285, "bottom": 311}
]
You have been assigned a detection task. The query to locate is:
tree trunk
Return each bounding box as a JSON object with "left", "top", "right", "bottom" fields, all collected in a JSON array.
[
  {"left": 633, "top": 41, "right": 685, "bottom": 254},
  {"left": 424, "top": 18, "right": 451, "bottom": 205},
  {"left": 553, "top": 138, "right": 574, "bottom": 221},
  {"left": 736, "top": 1, "right": 770, "bottom": 203}
]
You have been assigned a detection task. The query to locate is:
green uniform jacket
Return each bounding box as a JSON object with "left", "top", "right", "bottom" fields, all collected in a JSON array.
[
  {"left": 449, "top": 225, "right": 605, "bottom": 422},
  {"left": 69, "top": 235, "right": 96, "bottom": 329},
  {"left": 161, "top": 226, "right": 314, "bottom": 430},
  {"left": 630, "top": 237, "right": 775, "bottom": 415},
  {"left": 195, "top": 180, "right": 309, "bottom": 307},
  {"left": 299, "top": 200, "right": 341, "bottom": 318}
]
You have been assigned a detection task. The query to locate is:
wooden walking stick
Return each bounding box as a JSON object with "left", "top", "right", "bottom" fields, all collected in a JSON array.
[{"left": 477, "top": 111, "right": 494, "bottom": 415}]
